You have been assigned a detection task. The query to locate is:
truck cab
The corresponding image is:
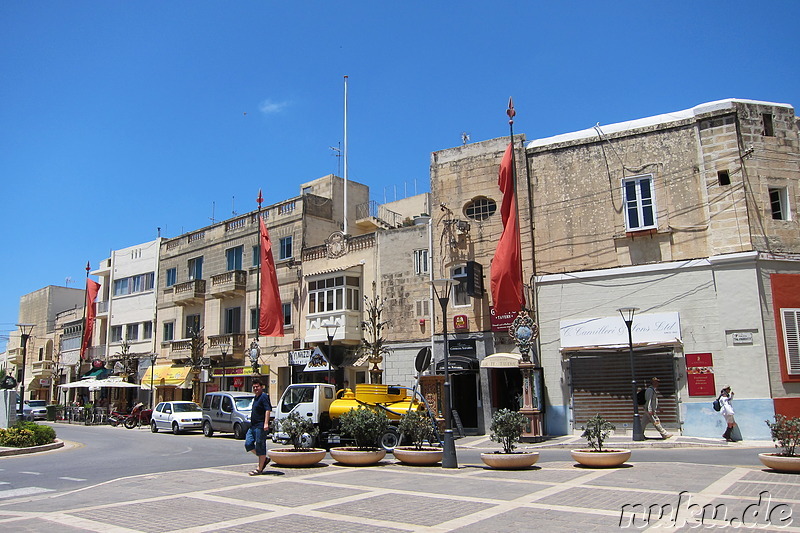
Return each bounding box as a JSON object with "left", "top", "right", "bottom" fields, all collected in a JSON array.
[{"left": 272, "top": 383, "right": 336, "bottom": 447}]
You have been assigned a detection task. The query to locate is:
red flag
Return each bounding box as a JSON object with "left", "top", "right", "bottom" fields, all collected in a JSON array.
[
  {"left": 259, "top": 217, "right": 284, "bottom": 337},
  {"left": 490, "top": 142, "right": 525, "bottom": 314},
  {"left": 80, "top": 279, "right": 101, "bottom": 359}
]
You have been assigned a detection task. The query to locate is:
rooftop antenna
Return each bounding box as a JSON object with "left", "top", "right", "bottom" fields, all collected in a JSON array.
[
  {"left": 209, "top": 201, "right": 216, "bottom": 224},
  {"left": 65, "top": 277, "right": 73, "bottom": 287},
  {"left": 232, "top": 196, "right": 238, "bottom": 217},
  {"left": 461, "top": 132, "right": 470, "bottom": 145}
]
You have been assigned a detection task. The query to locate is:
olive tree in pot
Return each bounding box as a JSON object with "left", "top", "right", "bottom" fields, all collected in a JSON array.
[
  {"left": 393, "top": 410, "right": 443, "bottom": 466},
  {"left": 330, "top": 406, "right": 389, "bottom": 466},
  {"left": 480, "top": 408, "right": 539, "bottom": 469},
  {"left": 759, "top": 415, "right": 800, "bottom": 472},
  {"left": 267, "top": 412, "right": 327, "bottom": 467},
  {"left": 571, "top": 414, "right": 631, "bottom": 468}
]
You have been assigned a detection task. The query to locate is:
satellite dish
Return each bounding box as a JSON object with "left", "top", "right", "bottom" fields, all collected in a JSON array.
[{"left": 415, "top": 347, "right": 432, "bottom": 373}]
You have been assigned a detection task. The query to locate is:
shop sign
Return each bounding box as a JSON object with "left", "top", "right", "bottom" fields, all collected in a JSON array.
[
  {"left": 233, "top": 377, "right": 244, "bottom": 388},
  {"left": 490, "top": 306, "right": 516, "bottom": 333},
  {"left": 39, "top": 378, "right": 51, "bottom": 387},
  {"left": 211, "top": 365, "right": 269, "bottom": 377},
  {"left": 560, "top": 312, "right": 681, "bottom": 349},
  {"left": 303, "top": 346, "right": 332, "bottom": 372},
  {"left": 685, "top": 352, "right": 716, "bottom": 396},
  {"left": 453, "top": 315, "right": 468, "bottom": 330},
  {"left": 289, "top": 349, "right": 312, "bottom": 365},
  {"left": 448, "top": 339, "right": 476, "bottom": 356}
]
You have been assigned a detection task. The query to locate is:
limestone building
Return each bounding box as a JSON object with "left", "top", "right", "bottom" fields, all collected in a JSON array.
[{"left": 429, "top": 99, "right": 800, "bottom": 439}]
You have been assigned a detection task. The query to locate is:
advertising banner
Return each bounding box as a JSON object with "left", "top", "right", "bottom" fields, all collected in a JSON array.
[{"left": 685, "top": 352, "right": 716, "bottom": 396}]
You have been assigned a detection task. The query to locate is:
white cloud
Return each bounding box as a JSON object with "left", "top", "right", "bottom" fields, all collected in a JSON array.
[{"left": 258, "top": 99, "right": 290, "bottom": 115}]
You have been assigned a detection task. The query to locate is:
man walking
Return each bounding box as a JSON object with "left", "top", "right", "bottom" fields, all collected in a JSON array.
[
  {"left": 644, "top": 377, "right": 673, "bottom": 439},
  {"left": 245, "top": 378, "right": 279, "bottom": 475}
]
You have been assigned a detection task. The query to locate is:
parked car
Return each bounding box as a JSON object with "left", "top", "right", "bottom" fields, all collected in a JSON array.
[
  {"left": 201, "top": 391, "right": 255, "bottom": 440},
  {"left": 150, "top": 401, "right": 203, "bottom": 435},
  {"left": 22, "top": 400, "right": 48, "bottom": 421}
]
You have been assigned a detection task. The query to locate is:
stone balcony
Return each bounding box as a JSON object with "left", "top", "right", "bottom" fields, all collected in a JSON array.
[
  {"left": 167, "top": 339, "right": 193, "bottom": 362},
  {"left": 173, "top": 279, "right": 206, "bottom": 306},
  {"left": 208, "top": 333, "right": 246, "bottom": 357},
  {"left": 209, "top": 270, "right": 246, "bottom": 299},
  {"left": 31, "top": 360, "right": 54, "bottom": 378}
]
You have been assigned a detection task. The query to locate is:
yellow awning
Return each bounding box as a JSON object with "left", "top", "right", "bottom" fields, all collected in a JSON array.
[{"left": 140, "top": 365, "right": 192, "bottom": 389}]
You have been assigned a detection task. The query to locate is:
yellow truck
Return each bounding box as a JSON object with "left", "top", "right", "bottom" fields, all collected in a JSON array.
[{"left": 272, "top": 383, "right": 436, "bottom": 450}]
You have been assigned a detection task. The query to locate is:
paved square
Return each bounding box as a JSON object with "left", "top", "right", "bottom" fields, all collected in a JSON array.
[
  {"left": 319, "top": 493, "right": 495, "bottom": 526},
  {"left": 214, "top": 480, "right": 367, "bottom": 507}
]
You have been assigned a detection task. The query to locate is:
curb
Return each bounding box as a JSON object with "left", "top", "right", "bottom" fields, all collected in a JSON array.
[{"left": 0, "top": 438, "right": 65, "bottom": 457}]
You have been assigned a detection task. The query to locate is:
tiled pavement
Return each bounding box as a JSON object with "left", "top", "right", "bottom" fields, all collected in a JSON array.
[{"left": 2, "top": 451, "right": 800, "bottom": 532}]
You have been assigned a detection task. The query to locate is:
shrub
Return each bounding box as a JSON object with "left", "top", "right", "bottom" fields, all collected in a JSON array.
[
  {"left": 338, "top": 406, "right": 389, "bottom": 450},
  {"left": 398, "top": 410, "right": 439, "bottom": 450},
  {"left": 765, "top": 415, "right": 800, "bottom": 457},
  {"left": 489, "top": 408, "right": 528, "bottom": 454},
  {"left": 0, "top": 427, "right": 36, "bottom": 448},
  {"left": 581, "top": 414, "right": 615, "bottom": 452},
  {"left": 278, "top": 411, "right": 319, "bottom": 450}
]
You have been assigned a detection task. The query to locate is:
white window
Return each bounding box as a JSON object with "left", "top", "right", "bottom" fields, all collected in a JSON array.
[
  {"left": 279, "top": 236, "right": 293, "bottom": 260},
  {"left": 782, "top": 309, "right": 800, "bottom": 375},
  {"left": 188, "top": 257, "right": 203, "bottom": 281},
  {"left": 413, "top": 249, "right": 429, "bottom": 275},
  {"left": 415, "top": 299, "right": 430, "bottom": 318},
  {"left": 126, "top": 323, "right": 138, "bottom": 341},
  {"left": 166, "top": 268, "right": 177, "bottom": 287},
  {"left": 451, "top": 265, "right": 469, "bottom": 306},
  {"left": 143, "top": 321, "right": 153, "bottom": 340},
  {"left": 622, "top": 174, "right": 657, "bottom": 231},
  {"left": 226, "top": 246, "right": 243, "bottom": 271},
  {"left": 282, "top": 303, "right": 292, "bottom": 327},
  {"left": 308, "top": 275, "right": 360, "bottom": 314},
  {"left": 252, "top": 245, "right": 260, "bottom": 267},
  {"left": 769, "top": 187, "right": 790, "bottom": 221},
  {"left": 114, "top": 273, "right": 155, "bottom": 296},
  {"left": 163, "top": 322, "right": 174, "bottom": 342},
  {"left": 110, "top": 325, "right": 123, "bottom": 343}
]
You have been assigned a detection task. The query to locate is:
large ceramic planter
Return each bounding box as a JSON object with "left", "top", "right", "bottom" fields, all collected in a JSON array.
[
  {"left": 393, "top": 446, "right": 444, "bottom": 466},
  {"left": 480, "top": 451, "right": 540, "bottom": 470},
  {"left": 268, "top": 447, "right": 327, "bottom": 467},
  {"left": 759, "top": 453, "right": 800, "bottom": 473},
  {"left": 329, "top": 447, "right": 387, "bottom": 466},
  {"left": 570, "top": 449, "right": 631, "bottom": 468}
]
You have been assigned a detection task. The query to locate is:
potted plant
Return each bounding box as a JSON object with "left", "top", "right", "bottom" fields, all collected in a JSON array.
[
  {"left": 329, "top": 406, "right": 389, "bottom": 466},
  {"left": 267, "top": 412, "right": 327, "bottom": 467},
  {"left": 392, "top": 410, "right": 443, "bottom": 466},
  {"left": 480, "top": 408, "right": 540, "bottom": 469},
  {"left": 760, "top": 415, "right": 800, "bottom": 472},
  {"left": 571, "top": 414, "right": 631, "bottom": 468}
]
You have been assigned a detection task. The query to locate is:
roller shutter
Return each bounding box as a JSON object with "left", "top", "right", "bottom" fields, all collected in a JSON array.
[{"left": 569, "top": 350, "right": 677, "bottom": 428}]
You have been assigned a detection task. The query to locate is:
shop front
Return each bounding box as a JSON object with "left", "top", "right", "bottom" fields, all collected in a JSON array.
[{"left": 209, "top": 364, "right": 270, "bottom": 393}]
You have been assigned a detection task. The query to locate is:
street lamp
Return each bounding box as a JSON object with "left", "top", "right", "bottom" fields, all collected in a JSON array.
[
  {"left": 249, "top": 340, "right": 261, "bottom": 376},
  {"left": 430, "top": 278, "right": 458, "bottom": 469},
  {"left": 322, "top": 322, "right": 339, "bottom": 386},
  {"left": 618, "top": 307, "right": 644, "bottom": 441},
  {"left": 149, "top": 353, "right": 158, "bottom": 410},
  {"left": 219, "top": 342, "right": 230, "bottom": 391},
  {"left": 16, "top": 323, "right": 35, "bottom": 417}
]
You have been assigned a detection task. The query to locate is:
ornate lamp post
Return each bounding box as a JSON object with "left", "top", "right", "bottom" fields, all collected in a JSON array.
[
  {"left": 510, "top": 310, "right": 542, "bottom": 438},
  {"left": 430, "top": 278, "right": 458, "bottom": 469},
  {"left": 249, "top": 340, "right": 261, "bottom": 375},
  {"left": 322, "top": 322, "right": 339, "bottom": 386},
  {"left": 219, "top": 342, "right": 230, "bottom": 391},
  {"left": 618, "top": 307, "right": 644, "bottom": 441},
  {"left": 16, "top": 323, "right": 35, "bottom": 417}
]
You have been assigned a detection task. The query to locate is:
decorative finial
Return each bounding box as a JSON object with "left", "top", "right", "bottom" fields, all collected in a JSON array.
[
  {"left": 85, "top": 261, "right": 90, "bottom": 273},
  {"left": 256, "top": 189, "right": 263, "bottom": 207},
  {"left": 507, "top": 97, "right": 516, "bottom": 124}
]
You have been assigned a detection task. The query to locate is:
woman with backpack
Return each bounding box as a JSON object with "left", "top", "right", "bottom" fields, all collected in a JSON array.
[{"left": 719, "top": 385, "right": 736, "bottom": 442}]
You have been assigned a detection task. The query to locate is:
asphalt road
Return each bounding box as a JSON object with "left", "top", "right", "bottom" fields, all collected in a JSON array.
[{"left": 0, "top": 422, "right": 780, "bottom": 505}]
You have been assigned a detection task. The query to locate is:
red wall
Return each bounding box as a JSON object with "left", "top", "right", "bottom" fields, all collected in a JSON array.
[{"left": 770, "top": 274, "right": 800, "bottom": 384}]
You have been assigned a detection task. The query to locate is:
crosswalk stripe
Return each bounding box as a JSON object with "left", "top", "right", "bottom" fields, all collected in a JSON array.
[
  {"left": 58, "top": 477, "right": 86, "bottom": 481},
  {"left": 0, "top": 487, "right": 54, "bottom": 499}
]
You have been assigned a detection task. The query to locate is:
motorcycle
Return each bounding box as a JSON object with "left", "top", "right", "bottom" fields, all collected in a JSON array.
[
  {"left": 123, "top": 403, "right": 152, "bottom": 429},
  {"left": 108, "top": 410, "right": 126, "bottom": 427}
]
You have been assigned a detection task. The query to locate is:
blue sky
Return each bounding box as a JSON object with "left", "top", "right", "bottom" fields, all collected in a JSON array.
[{"left": 2, "top": 1, "right": 799, "bottom": 350}]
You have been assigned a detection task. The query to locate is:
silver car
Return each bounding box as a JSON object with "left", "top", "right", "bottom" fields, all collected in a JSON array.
[
  {"left": 150, "top": 401, "right": 203, "bottom": 435},
  {"left": 22, "top": 400, "right": 48, "bottom": 421}
]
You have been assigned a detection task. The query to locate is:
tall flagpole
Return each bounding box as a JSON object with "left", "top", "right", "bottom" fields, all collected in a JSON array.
[
  {"left": 505, "top": 98, "right": 543, "bottom": 439},
  {"left": 343, "top": 75, "right": 349, "bottom": 236},
  {"left": 249, "top": 190, "right": 264, "bottom": 379}
]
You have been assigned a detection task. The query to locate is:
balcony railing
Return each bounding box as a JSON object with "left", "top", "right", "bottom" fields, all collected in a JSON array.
[
  {"left": 208, "top": 333, "right": 246, "bottom": 355},
  {"left": 173, "top": 279, "right": 206, "bottom": 305},
  {"left": 31, "top": 360, "right": 54, "bottom": 377},
  {"left": 210, "top": 270, "right": 246, "bottom": 298}
]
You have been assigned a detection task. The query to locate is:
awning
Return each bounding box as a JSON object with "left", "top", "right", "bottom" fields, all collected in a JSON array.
[
  {"left": 82, "top": 367, "right": 110, "bottom": 379},
  {"left": 435, "top": 355, "right": 479, "bottom": 373},
  {"left": 481, "top": 352, "right": 522, "bottom": 368},
  {"left": 140, "top": 365, "right": 193, "bottom": 390}
]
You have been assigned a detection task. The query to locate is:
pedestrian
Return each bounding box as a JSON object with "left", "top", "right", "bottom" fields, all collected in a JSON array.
[
  {"left": 245, "top": 378, "right": 277, "bottom": 475},
  {"left": 719, "top": 385, "right": 737, "bottom": 442},
  {"left": 643, "top": 377, "right": 673, "bottom": 439}
]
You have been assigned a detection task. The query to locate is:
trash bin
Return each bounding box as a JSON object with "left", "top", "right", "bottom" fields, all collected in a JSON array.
[{"left": 46, "top": 405, "right": 57, "bottom": 422}]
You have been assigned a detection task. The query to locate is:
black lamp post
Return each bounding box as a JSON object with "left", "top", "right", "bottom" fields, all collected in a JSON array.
[
  {"left": 219, "top": 342, "right": 230, "bottom": 391},
  {"left": 15, "top": 324, "right": 35, "bottom": 417},
  {"left": 430, "top": 278, "right": 458, "bottom": 469},
  {"left": 618, "top": 307, "right": 644, "bottom": 441},
  {"left": 249, "top": 340, "right": 261, "bottom": 376},
  {"left": 323, "top": 322, "right": 339, "bottom": 386}
]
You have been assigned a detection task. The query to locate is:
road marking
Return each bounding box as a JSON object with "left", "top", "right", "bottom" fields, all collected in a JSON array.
[
  {"left": 58, "top": 477, "right": 86, "bottom": 482},
  {"left": 0, "top": 487, "right": 54, "bottom": 499},
  {"left": 19, "top": 471, "right": 41, "bottom": 475}
]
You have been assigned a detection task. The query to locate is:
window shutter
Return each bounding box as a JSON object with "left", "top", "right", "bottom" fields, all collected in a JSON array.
[{"left": 782, "top": 309, "right": 800, "bottom": 374}]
